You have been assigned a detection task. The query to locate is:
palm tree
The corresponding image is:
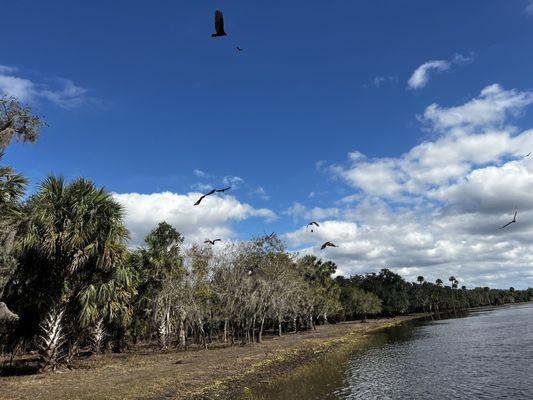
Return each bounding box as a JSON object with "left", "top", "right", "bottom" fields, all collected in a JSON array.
[
  {"left": 435, "top": 278, "right": 443, "bottom": 287},
  {"left": 449, "top": 276, "right": 457, "bottom": 312},
  {"left": 17, "top": 176, "right": 131, "bottom": 364},
  {"left": 0, "top": 153, "right": 27, "bottom": 312}
]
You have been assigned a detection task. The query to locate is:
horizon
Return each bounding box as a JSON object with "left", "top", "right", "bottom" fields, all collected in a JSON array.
[{"left": 2, "top": 1, "right": 533, "bottom": 289}]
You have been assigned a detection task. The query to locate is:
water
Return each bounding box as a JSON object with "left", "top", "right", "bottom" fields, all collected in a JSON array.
[{"left": 248, "top": 304, "right": 533, "bottom": 399}]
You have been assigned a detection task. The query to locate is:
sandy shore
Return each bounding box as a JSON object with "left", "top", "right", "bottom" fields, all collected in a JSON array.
[{"left": 0, "top": 315, "right": 424, "bottom": 400}]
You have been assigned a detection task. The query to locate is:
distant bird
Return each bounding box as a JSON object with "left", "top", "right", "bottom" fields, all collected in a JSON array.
[
  {"left": 204, "top": 239, "right": 222, "bottom": 245},
  {"left": 307, "top": 221, "right": 320, "bottom": 232},
  {"left": 523, "top": 152, "right": 532, "bottom": 158},
  {"left": 266, "top": 232, "right": 275, "bottom": 239},
  {"left": 211, "top": 10, "right": 227, "bottom": 37},
  {"left": 236, "top": 47, "right": 243, "bottom": 52},
  {"left": 193, "top": 187, "right": 231, "bottom": 206},
  {"left": 320, "top": 241, "right": 337, "bottom": 250},
  {"left": 499, "top": 210, "right": 518, "bottom": 230}
]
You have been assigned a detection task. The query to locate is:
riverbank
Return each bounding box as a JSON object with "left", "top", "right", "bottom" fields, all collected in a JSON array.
[{"left": 0, "top": 315, "right": 424, "bottom": 400}]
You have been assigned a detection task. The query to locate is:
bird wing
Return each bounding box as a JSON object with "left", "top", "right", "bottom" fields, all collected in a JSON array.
[
  {"left": 194, "top": 195, "right": 206, "bottom": 206},
  {"left": 513, "top": 211, "right": 518, "bottom": 221},
  {"left": 216, "top": 186, "right": 231, "bottom": 192},
  {"left": 215, "top": 10, "right": 224, "bottom": 34},
  {"left": 214, "top": 239, "right": 221, "bottom": 242},
  {"left": 204, "top": 240, "right": 211, "bottom": 244},
  {"left": 312, "top": 222, "right": 319, "bottom": 227},
  {"left": 499, "top": 221, "right": 514, "bottom": 229}
]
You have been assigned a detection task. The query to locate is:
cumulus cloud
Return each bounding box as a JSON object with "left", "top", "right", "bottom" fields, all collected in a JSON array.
[
  {"left": 420, "top": 84, "right": 533, "bottom": 131},
  {"left": 0, "top": 64, "right": 91, "bottom": 108},
  {"left": 407, "top": 53, "right": 474, "bottom": 90},
  {"left": 113, "top": 191, "right": 277, "bottom": 247},
  {"left": 289, "top": 84, "right": 533, "bottom": 288},
  {"left": 285, "top": 202, "right": 340, "bottom": 222}
]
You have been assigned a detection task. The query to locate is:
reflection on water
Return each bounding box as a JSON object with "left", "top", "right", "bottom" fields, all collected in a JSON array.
[{"left": 248, "top": 304, "right": 533, "bottom": 400}]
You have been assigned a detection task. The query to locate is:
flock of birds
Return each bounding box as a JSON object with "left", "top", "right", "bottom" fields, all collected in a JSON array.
[
  {"left": 189, "top": 10, "right": 340, "bottom": 252},
  {"left": 193, "top": 184, "right": 337, "bottom": 250},
  {"left": 196, "top": 9, "right": 525, "bottom": 252}
]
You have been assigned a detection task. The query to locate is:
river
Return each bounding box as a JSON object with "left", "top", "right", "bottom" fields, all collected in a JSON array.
[{"left": 248, "top": 303, "right": 533, "bottom": 399}]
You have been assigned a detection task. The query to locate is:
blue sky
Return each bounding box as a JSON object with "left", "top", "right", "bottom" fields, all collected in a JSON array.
[{"left": 3, "top": 1, "right": 533, "bottom": 288}]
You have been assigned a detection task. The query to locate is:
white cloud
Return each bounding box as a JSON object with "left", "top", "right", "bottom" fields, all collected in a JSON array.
[
  {"left": 222, "top": 175, "right": 244, "bottom": 189},
  {"left": 253, "top": 186, "right": 270, "bottom": 201},
  {"left": 407, "top": 53, "right": 474, "bottom": 90},
  {"left": 285, "top": 202, "right": 340, "bottom": 222},
  {"left": 113, "top": 191, "right": 277, "bottom": 247},
  {"left": 408, "top": 60, "right": 450, "bottom": 89},
  {"left": 40, "top": 78, "right": 89, "bottom": 108},
  {"left": 0, "top": 74, "right": 36, "bottom": 101},
  {"left": 420, "top": 84, "right": 533, "bottom": 131},
  {"left": 0, "top": 64, "right": 91, "bottom": 108},
  {"left": 294, "top": 85, "right": 533, "bottom": 288},
  {"left": 330, "top": 85, "right": 533, "bottom": 200},
  {"left": 193, "top": 169, "right": 209, "bottom": 178}
]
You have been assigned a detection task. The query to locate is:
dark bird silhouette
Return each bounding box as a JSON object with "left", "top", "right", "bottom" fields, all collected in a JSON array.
[
  {"left": 204, "top": 239, "right": 222, "bottom": 245},
  {"left": 499, "top": 210, "right": 518, "bottom": 229},
  {"left": 193, "top": 187, "right": 231, "bottom": 206},
  {"left": 236, "top": 47, "right": 243, "bottom": 51},
  {"left": 320, "top": 241, "right": 337, "bottom": 250},
  {"left": 523, "top": 152, "right": 532, "bottom": 158},
  {"left": 211, "top": 10, "right": 227, "bottom": 37},
  {"left": 307, "top": 221, "right": 320, "bottom": 232}
]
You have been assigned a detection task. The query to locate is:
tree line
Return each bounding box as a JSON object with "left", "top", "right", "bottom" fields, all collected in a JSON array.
[{"left": 1, "top": 96, "right": 531, "bottom": 373}]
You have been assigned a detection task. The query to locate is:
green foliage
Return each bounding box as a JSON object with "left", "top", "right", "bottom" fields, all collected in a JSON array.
[
  {"left": 340, "top": 286, "right": 382, "bottom": 320},
  {"left": 5, "top": 176, "right": 131, "bottom": 348}
]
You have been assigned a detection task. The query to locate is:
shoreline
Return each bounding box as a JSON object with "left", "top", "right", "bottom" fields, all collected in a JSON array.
[
  {"left": 3, "top": 304, "right": 529, "bottom": 400},
  {"left": 0, "top": 315, "right": 424, "bottom": 400},
  {"left": 194, "top": 314, "right": 426, "bottom": 400}
]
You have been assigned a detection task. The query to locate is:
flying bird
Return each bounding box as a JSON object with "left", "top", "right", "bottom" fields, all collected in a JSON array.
[
  {"left": 320, "top": 241, "right": 337, "bottom": 250},
  {"left": 193, "top": 187, "right": 231, "bottom": 206},
  {"left": 204, "top": 239, "right": 222, "bottom": 245},
  {"left": 499, "top": 210, "right": 518, "bottom": 230},
  {"left": 211, "top": 10, "right": 227, "bottom": 37},
  {"left": 236, "top": 47, "right": 243, "bottom": 52},
  {"left": 307, "top": 221, "right": 320, "bottom": 232}
]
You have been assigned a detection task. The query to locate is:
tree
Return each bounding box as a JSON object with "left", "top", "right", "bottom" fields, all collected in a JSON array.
[
  {"left": 0, "top": 96, "right": 43, "bottom": 151},
  {"left": 0, "top": 153, "right": 27, "bottom": 298},
  {"left": 417, "top": 276, "right": 425, "bottom": 284},
  {"left": 435, "top": 279, "right": 443, "bottom": 287},
  {"left": 340, "top": 286, "right": 382, "bottom": 321},
  {"left": 132, "top": 222, "right": 185, "bottom": 348},
  {"left": 6, "top": 176, "right": 130, "bottom": 364},
  {"left": 357, "top": 269, "right": 410, "bottom": 315}
]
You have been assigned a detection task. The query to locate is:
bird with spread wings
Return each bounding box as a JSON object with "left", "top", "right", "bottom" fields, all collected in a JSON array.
[
  {"left": 499, "top": 210, "right": 518, "bottom": 230},
  {"left": 194, "top": 187, "right": 231, "bottom": 206},
  {"left": 320, "top": 241, "right": 337, "bottom": 250}
]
